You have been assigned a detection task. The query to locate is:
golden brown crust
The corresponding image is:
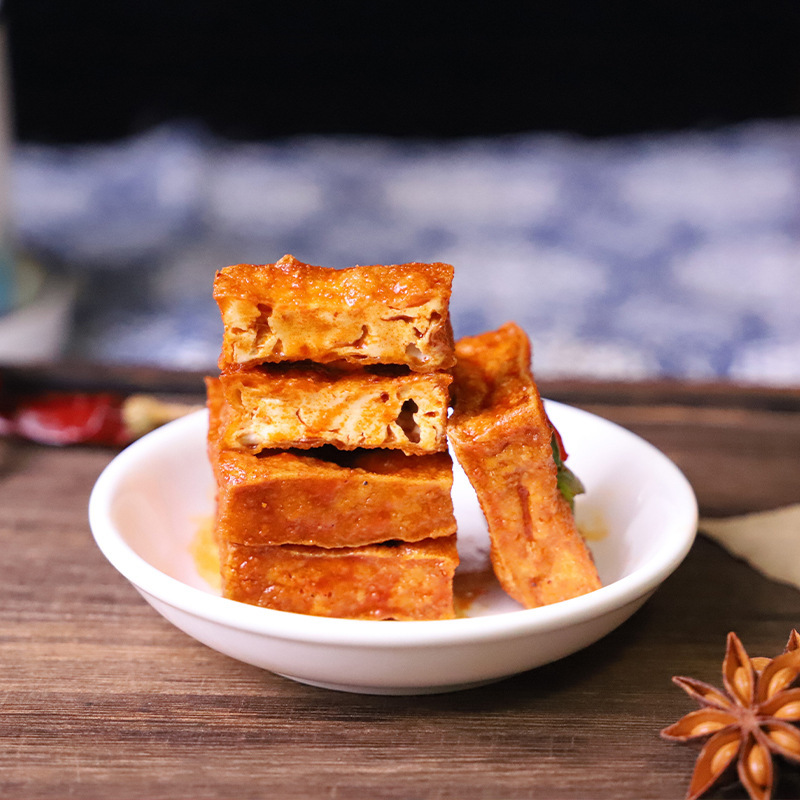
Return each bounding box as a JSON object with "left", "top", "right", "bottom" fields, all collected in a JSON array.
[
  {"left": 205, "top": 375, "right": 228, "bottom": 467},
  {"left": 220, "top": 536, "right": 459, "bottom": 620},
  {"left": 448, "top": 323, "right": 601, "bottom": 608},
  {"left": 214, "top": 255, "right": 455, "bottom": 372},
  {"left": 218, "top": 365, "right": 451, "bottom": 455},
  {"left": 207, "top": 252, "right": 458, "bottom": 621},
  {"left": 206, "top": 377, "right": 456, "bottom": 548}
]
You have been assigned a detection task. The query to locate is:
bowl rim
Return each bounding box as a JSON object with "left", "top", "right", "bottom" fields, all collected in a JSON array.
[{"left": 88, "top": 402, "right": 698, "bottom": 650}]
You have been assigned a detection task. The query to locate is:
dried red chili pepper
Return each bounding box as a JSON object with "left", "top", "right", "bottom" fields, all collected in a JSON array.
[
  {"left": 0, "top": 388, "right": 198, "bottom": 447},
  {"left": 8, "top": 391, "right": 128, "bottom": 446}
]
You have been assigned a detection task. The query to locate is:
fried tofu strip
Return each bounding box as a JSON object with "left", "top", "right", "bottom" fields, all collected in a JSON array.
[
  {"left": 214, "top": 255, "right": 455, "bottom": 373},
  {"left": 448, "top": 323, "right": 601, "bottom": 608},
  {"left": 206, "top": 377, "right": 456, "bottom": 548},
  {"left": 217, "top": 365, "right": 451, "bottom": 455},
  {"left": 220, "top": 537, "right": 459, "bottom": 620}
]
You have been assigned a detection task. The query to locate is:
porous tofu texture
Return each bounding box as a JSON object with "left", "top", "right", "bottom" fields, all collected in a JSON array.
[
  {"left": 214, "top": 255, "right": 455, "bottom": 372},
  {"left": 218, "top": 365, "right": 451, "bottom": 455},
  {"left": 206, "top": 377, "right": 456, "bottom": 549}
]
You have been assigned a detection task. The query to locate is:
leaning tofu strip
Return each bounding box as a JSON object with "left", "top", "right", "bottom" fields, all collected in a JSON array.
[
  {"left": 218, "top": 365, "right": 451, "bottom": 455},
  {"left": 448, "top": 322, "right": 601, "bottom": 608},
  {"left": 214, "top": 255, "right": 456, "bottom": 372}
]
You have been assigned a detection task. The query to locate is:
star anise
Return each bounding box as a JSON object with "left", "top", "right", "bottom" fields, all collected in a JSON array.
[{"left": 662, "top": 631, "right": 800, "bottom": 800}]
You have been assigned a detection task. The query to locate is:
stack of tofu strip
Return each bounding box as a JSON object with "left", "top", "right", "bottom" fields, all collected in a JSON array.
[{"left": 207, "top": 254, "right": 460, "bottom": 620}]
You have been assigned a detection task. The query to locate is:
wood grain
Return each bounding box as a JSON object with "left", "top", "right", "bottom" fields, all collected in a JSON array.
[{"left": 2, "top": 377, "right": 800, "bottom": 799}]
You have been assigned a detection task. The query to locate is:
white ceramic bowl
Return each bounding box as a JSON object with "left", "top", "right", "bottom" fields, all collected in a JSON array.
[{"left": 89, "top": 401, "right": 697, "bottom": 695}]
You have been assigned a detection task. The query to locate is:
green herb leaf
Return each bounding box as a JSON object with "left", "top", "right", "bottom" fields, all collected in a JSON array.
[{"left": 551, "top": 434, "right": 585, "bottom": 511}]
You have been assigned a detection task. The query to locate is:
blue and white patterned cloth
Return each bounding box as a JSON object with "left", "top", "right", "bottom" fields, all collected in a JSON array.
[{"left": 11, "top": 119, "right": 800, "bottom": 384}]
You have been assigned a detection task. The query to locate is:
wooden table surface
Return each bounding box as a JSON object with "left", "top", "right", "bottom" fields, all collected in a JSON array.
[{"left": 3, "top": 371, "right": 800, "bottom": 800}]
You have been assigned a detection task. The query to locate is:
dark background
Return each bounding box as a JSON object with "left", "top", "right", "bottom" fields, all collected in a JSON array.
[{"left": 6, "top": 0, "right": 800, "bottom": 144}]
